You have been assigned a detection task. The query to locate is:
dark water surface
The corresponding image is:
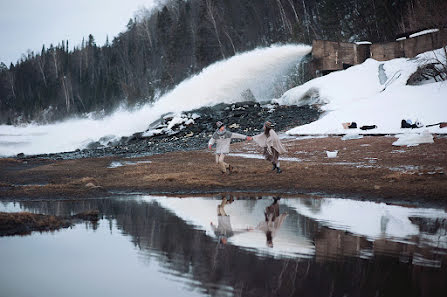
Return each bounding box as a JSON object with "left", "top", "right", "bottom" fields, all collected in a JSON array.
[{"left": 1, "top": 195, "right": 446, "bottom": 297}]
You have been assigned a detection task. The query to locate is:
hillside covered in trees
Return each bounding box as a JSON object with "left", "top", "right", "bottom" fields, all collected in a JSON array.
[{"left": 0, "top": 0, "right": 445, "bottom": 124}]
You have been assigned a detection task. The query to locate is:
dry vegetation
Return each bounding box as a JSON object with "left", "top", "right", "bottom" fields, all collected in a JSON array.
[
  {"left": 1, "top": 136, "right": 446, "bottom": 203},
  {"left": 0, "top": 212, "right": 70, "bottom": 236},
  {"left": 0, "top": 210, "right": 99, "bottom": 236}
]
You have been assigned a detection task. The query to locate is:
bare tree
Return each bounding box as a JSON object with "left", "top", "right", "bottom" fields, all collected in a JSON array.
[
  {"left": 205, "top": 0, "right": 225, "bottom": 59},
  {"left": 401, "top": 1, "right": 447, "bottom": 83},
  {"left": 52, "top": 50, "right": 59, "bottom": 79},
  {"left": 79, "top": 50, "right": 82, "bottom": 83},
  {"left": 61, "top": 75, "right": 70, "bottom": 112},
  {"left": 430, "top": 46, "right": 447, "bottom": 81},
  {"left": 371, "top": 0, "right": 381, "bottom": 40},
  {"left": 36, "top": 54, "right": 47, "bottom": 87},
  {"left": 302, "top": 0, "right": 320, "bottom": 39},
  {"left": 287, "top": 0, "right": 300, "bottom": 24},
  {"left": 6, "top": 70, "right": 16, "bottom": 99},
  {"left": 223, "top": 29, "right": 236, "bottom": 55},
  {"left": 276, "top": 0, "right": 292, "bottom": 34},
  {"left": 135, "top": 7, "right": 155, "bottom": 48},
  {"left": 407, "top": 46, "right": 447, "bottom": 84},
  {"left": 400, "top": 0, "right": 447, "bottom": 33}
]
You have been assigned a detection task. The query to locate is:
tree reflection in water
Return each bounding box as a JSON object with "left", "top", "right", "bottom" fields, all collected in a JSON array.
[{"left": 11, "top": 196, "right": 447, "bottom": 297}]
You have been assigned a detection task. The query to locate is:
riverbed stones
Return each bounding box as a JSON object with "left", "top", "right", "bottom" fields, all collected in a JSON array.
[{"left": 21, "top": 101, "right": 321, "bottom": 160}]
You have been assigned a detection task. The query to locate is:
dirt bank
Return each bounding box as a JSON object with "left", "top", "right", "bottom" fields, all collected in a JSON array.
[
  {"left": 1, "top": 136, "right": 446, "bottom": 204},
  {"left": 0, "top": 210, "right": 99, "bottom": 236}
]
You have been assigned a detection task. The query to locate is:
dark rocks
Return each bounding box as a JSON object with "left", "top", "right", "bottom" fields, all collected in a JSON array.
[
  {"left": 21, "top": 102, "right": 321, "bottom": 160},
  {"left": 126, "top": 132, "right": 145, "bottom": 144},
  {"left": 16, "top": 153, "right": 25, "bottom": 158}
]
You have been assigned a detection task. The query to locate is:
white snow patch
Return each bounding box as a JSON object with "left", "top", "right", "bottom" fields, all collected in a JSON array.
[
  {"left": 341, "top": 134, "right": 363, "bottom": 140},
  {"left": 107, "top": 160, "right": 151, "bottom": 168},
  {"left": 392, "top": 130, "right": 434, "bottom": 146},
  {"left": 278, "top": 48, "right": 447, "bottom": 136},
  {"left": 409, "top": 29, "right": 439, "bottom": 38}
]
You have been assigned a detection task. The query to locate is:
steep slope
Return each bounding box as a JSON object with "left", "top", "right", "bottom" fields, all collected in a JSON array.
[{"left": 278, "top": 48, "right": 447, "bottom": 135}]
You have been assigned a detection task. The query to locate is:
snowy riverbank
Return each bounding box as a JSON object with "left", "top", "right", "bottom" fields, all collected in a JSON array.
[{"left": 278, "top": 48, "right": 447, "bottom": 135}]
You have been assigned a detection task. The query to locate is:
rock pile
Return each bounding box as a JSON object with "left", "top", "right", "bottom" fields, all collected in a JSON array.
[{"left": 21, "top": 101, "right": 321, "bottom": 160}]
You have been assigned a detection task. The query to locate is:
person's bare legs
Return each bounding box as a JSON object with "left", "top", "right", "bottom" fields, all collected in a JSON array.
[{"left": 216, "top": 154, "right": 229, "bottom": 173}]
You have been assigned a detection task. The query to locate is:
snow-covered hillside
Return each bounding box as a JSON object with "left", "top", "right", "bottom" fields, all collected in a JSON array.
[{"left": 277, "top": 48, "right": 447, "bottom": 135}]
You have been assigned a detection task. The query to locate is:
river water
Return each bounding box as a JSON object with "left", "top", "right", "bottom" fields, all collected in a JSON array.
[{"left": 1, "top": 195, "right": 446, "bottom": 297}]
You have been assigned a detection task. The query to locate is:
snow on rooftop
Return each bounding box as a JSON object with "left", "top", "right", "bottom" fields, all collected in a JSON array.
[
  {"left": 275, "top": 48, "right": 447, "bottom": 136},
  {"left": 409, "top": 28, "right": 439, "bottom": 38}
]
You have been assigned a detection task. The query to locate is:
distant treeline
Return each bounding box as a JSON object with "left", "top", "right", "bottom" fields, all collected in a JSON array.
[{"left": 0, "top": 0, "right": 444, "bottom": 124}]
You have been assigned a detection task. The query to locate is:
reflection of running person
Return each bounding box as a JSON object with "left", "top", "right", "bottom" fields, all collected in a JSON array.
[
  {"left": 210, "top": 197, "right": 252, "bottom": 244},
  {"left": 253, "top": 121, "right": 287, "bottom": 173},
  {"left": 208, "top": 121, "right": 252, "bottom": 174},
  {"left": 256, "top": 197, "right": 288, "bottom": 248}
]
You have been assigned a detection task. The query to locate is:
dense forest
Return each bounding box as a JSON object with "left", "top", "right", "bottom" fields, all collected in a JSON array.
[{"left": 0, "top": 0, "right": 445, "bottom": 124}]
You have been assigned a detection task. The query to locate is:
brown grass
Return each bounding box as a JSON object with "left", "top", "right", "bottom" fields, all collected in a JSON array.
[
  {"left": 1, "top": 136, "right": 446, "bottom": 202},
  {"left": 0, "top": 212, "right": 71, "bottom": 236},
  {"left": 0, "top": 210, "right": 100, "bottom": 236}
]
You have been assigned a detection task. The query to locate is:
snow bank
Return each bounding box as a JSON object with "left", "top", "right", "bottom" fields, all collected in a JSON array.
[
  {"left": 392, "top": 130, "right": 434, "bottom": 146},
  {"left": 277, "top": 48, "right": 447, "bottom": 135}
]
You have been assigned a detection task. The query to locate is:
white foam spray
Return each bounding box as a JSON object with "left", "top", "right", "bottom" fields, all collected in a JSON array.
[{"left": 0, "top": 44, "right": 311, "bottom": 156}]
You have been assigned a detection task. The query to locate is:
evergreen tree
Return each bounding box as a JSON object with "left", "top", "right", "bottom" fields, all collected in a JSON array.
[{"left": 0, "top": 0, "right": 436, "bottom": 124}]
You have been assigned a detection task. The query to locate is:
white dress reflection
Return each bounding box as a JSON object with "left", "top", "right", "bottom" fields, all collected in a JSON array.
[
  {"left": 256, "top": 197, "right": 288, "bottom": 248},
  {"left": 210, "top": 197, "right": 252, "bottom": 244},
  {"left": 142, "top": 196, "right": 315, "bottom": 258}
]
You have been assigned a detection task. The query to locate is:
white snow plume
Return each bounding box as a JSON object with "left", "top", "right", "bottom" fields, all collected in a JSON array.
[{"left": 0, "top": 44, "right": 311, "bottom": 156}]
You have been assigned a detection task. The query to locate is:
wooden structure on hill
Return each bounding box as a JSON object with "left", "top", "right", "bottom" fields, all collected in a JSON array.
[
  {"left": 311, "top": 29, "right": 447, "bottom": 77},
  {"left": 311, "top": 40, "right": 370, "bottom": 75},
  {"left": 371, "top": 29, "right": 447, "bottom": 61}
]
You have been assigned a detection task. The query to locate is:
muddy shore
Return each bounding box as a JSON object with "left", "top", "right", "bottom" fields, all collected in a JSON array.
[
  {"left": 1, "top": 135, "right": 446, "bottom": 205},
  {"left": 0, "top": 210, "right": 99, "bottom": 236}
]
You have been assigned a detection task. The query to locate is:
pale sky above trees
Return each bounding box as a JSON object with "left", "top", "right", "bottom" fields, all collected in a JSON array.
[{"left": 0, "top": 0, "right": 159, "bottom": 65}]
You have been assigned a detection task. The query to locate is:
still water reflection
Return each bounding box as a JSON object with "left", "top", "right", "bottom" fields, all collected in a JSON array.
[{"left": 1, "top": 195, "right": 446, "bottom": 297}]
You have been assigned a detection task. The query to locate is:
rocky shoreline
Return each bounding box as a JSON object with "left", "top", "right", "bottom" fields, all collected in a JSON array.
[{"left": 16, "top": 102, "right": 321, "bottom": 160}]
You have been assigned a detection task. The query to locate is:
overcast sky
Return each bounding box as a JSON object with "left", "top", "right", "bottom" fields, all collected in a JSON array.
[{"left": 0, "top": 0, "right": 160, "bottom": 65}]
